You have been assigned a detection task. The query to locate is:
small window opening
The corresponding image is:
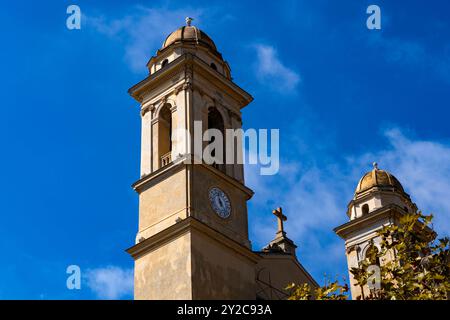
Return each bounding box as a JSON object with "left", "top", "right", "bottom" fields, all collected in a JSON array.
[
  {"left": 362, "top": 204, "right": 370, "bottom": 215},
  {"left": 208, "top": 107, "right": 226, "bottom": 173}
]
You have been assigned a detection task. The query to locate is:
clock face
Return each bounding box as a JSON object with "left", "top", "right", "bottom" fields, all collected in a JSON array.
[{"left": 208, "top": 187, "right": 231, "bottom": 219}]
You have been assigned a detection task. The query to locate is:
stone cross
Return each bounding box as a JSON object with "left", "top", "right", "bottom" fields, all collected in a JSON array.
[{"left": 273, "top": 207, "right": 287, "bottom": 236}]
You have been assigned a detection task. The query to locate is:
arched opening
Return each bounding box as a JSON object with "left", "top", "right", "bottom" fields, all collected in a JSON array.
[
  {"left": 158, "top": 104, "right": 172, "bottom": 167},
  {"left": 161, "top": 59, "right": 169, "bottom": 68},
  {"left": 362, "top": 204, "right": 370, "bottom": 215},
  {"left": 207, "top": 107, "right": 226, "bottom": 173},
  {"left": 210, "top": 62, "right": 217, "bottom": 71}
]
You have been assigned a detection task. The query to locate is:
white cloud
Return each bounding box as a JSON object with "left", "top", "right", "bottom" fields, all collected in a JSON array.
[
  {"left": 355, "top": 128, "right": 450, "bottom": 234},
  {"left": 85, "top": 266, "right": 133, "bottom": 299},
  {"left": 253, "top": 44, "right": 301, "bottom": 93},
  {"left": 246, "top": 127, "right": 450, "bottom": 280},
  {"left": 87, "top": 6, "right": 204, "bottom": 73},
  {"left": 247, "top": 156, "right": 352, "bottom": 279},
  {"left": 88, "top": 7, "right": 302, "bottom": 90}
]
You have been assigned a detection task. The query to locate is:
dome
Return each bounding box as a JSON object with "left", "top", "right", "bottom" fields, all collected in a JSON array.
[
  {"left": 355, "top": 163, "right": 405, "bottom": 195},
  {"left": 162, "top": 18, "right": 217, "bottom": 52}
]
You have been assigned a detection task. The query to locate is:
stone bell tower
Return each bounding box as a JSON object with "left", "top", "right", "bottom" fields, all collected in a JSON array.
[
  {"left": 126, "top": 18, "right": 260, "bottom": 299},
  {"left": 334, "top": 163, "right": 418, "bottom": 299}
]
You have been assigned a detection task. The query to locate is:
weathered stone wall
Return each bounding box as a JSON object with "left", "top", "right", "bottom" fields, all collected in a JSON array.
[
  {"left": 255, "top": 254, "right": 318, "bottom": 300},
  {"left": 191, "top": 164, "right": 251, "bottom": 248},
  {"left": 134, "top": 231, "right": 192, "bottom": 300},
  {"left": 191, "top": 228, "right": 256, "bottom": 299}
]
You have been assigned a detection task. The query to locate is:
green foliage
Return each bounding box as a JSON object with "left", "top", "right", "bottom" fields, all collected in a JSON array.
[
  {"left": 352, "top": 212, "right": 450, "bottom": 300},
  {"left": 288, "top": 212, "right": 450, "bottom": 300},
  {"left": 287, "top": 279, "right": 349, "bottom": 300},
  {"left": 287, "top": 283, "right": 312, "bottom": 300}
]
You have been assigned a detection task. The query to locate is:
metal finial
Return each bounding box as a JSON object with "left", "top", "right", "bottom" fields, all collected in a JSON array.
[
  {"left": 185, "top": 17, "right": 193, "bottom": 26},
  {"left": 373, "top": 162, "right": 379, "bottom": 170}
]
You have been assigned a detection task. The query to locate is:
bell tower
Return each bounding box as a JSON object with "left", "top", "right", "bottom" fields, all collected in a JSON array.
[
  {"left": 334, "top": 163, "right": 418, "bottom": 299},
  {"left": 126, "top": 18, "right": 259, "bottom": 299}
]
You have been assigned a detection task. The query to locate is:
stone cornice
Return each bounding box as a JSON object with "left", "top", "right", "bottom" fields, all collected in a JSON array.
[
  {"left": 128, "top": 53, "right": 253, "bottom": 108},
  {"left": 140, "top": 103, "right": 154, "bottom": 117},
  {"left": 126, "top": 216, "right": 261, "bottom": 263},
  {"left": 132, "top": 155, "right": 254, "bottom": 199},
  {"left": 336, "top": 206, "right": 435, "bottom": 245},
  {"left": 334, "top": 204, "right": 403, "bottom": 240},
  {"left": 131, "top": 160, "right": 182, "bottom": 192},
  {"left": 198, "top": 161, "right": 254, "bottom": 199}
]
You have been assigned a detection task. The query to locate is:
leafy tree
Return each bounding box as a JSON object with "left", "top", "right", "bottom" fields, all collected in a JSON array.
[
  {"left": 288, "top": 212, "right": 450, "bottom": 300},
  {"left": 287, "top": 280, "right": 348, "bottom": 300}
]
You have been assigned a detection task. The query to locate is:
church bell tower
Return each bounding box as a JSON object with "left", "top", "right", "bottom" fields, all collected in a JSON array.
[
  {"left": 334, "top": 163, "right": 418, "bottom": 299},
  {"left": 126, "top": 18, "right": 260, "bottom": 299}
]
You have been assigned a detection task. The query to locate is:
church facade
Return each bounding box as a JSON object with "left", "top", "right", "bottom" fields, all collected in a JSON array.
[
  {"left": 125, "top": 19, "right": 317, "bottom": 300},
  {"left": 125, "top": 20, "right": 420, "bottom": 300}
]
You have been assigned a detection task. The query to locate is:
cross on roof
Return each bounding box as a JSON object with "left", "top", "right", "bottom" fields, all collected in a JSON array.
[
  {"left": 185, "top": 17, "right": 194, "bottom": 26},
  {"left": 273, "top": 207, "right": 287, "bottom": 235},
  {"left": 373, "top": 162, "right": 379, "bottom": 170}
]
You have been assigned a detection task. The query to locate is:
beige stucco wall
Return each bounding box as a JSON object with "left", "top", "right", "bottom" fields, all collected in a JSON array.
[
  {"left": 133, "top": 222, "right": 257, "bottom": 300},
  {"left": 255, "top": 254, "right": 317, "bottom": 300},
  {"left": 190, "top": 228, "right": 256, "bottom": 299},
  {"left": 137, "top": 167, "right": 187, "bottom": 241},
  {"left": 191, "top": 165, "right": 250, "bottom": 247},
  {"left": 149, "top": 46, "right": 229, "bottom": 78},
  {"left": 351, "top": 192, "right": 414, "bottom": 220},
  {"left": 345, "top": 247, "right": 362, "bottom": 299},
  {"left": 134, "top": 231, "right": 192, "bottom": 300}
]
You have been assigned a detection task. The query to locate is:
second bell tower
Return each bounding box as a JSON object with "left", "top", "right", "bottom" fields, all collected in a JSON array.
[{"left": 126, "top": 19, "right": 259, "bottom": 299}]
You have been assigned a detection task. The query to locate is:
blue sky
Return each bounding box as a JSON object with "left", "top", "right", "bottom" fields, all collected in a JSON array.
[{"left": 1, "top": 0, "right": 449, "bottom": 299}]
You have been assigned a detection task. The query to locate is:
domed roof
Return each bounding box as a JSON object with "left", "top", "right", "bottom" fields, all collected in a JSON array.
[
  {"left": 162, "top": 18, "right": 217, "bottom": 51},
  {"left": 355, "top": 163, "right": 405, "bottom": 195}
]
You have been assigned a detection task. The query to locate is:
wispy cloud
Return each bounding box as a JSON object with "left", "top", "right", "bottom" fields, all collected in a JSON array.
[
  {"left": 247, "top": 155, "right": 352, "bottom": 280},
  {"left": 253, "top": 44, "right": 301, "bottom": 93},
  {"left": 85, "top": 266, "right": 133, "bottom": 299},
  {"left": 87, "top": 6, "right": 204, "bottom": 73},
  {"left": 247, "top": 127, "right": 450, "bottom": 281},
  {"left": 355, "top": 128, "right": 450, "bottom": 234},
  {"left": 88, "top": 6, "right": 303, "bottom": 90}
]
